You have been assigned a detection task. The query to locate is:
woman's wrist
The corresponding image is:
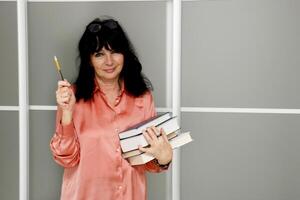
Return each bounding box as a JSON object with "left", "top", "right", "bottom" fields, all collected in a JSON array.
[
  {"left": 61, "top": 110, "right": 73, "bottom": 125},
  {"left": 157, "top": 158, "right": 172, "bottom": 165},
  {"left": 154, "top": 159, "right": 171, "bottom": 169},
  {"left": 157, "top": 148, "right": 173, "bottom": 165}
]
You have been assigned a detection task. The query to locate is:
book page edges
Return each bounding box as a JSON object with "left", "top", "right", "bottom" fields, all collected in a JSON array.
[
  {"left": 128, "top": 132, "right": 192, "bottom": 165},
  {"left": 120, "top": 123, "right": 180, "bottom": 152},
  {"left": 122, "top": 132, "right": 178, "bottom": 158}
]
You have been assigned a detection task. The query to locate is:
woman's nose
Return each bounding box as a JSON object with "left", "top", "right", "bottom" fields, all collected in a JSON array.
[{"left": 105, "top": 53, "right": 113, "bottom": 65}]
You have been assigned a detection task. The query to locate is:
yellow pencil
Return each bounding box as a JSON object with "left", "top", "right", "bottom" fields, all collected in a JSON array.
[{"left": 54, "top": 56, "right": 64, "bottom": 80}]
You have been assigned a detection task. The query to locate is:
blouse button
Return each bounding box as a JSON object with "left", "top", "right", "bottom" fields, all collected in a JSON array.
[{"left": 118, "top": 186, "right": 122, "bottom": 190}]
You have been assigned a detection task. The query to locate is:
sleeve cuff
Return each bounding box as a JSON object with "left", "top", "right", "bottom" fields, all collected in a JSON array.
[{"left": 153, "top": 159, "right": 171, "bottom": 170}]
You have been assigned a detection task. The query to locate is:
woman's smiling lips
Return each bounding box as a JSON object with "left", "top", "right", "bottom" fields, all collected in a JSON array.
[{"left": 103, "top": 68, "right": 116, "bottom": 73}]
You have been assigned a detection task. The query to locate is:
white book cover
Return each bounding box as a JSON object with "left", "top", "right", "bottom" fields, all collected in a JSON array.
[
  {"left": 119, "top": 112, "right": 172, "bottom": 139},
  {"left": 120, "top": 117, "right": 179, "bottom": 152}
]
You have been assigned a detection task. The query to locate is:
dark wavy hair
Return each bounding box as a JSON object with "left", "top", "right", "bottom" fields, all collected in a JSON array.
[{"left": 75, "top": 17, "right": 152, "bottom": 102}]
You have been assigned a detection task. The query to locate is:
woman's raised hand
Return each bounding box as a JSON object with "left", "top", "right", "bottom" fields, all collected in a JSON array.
[{"left": 56, "top": 80, "right": 76, "bottom": 112}]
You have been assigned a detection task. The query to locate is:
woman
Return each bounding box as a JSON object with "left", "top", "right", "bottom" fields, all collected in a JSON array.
[{"left": 50, "top": 18, "right": 173, "bottom": 200}]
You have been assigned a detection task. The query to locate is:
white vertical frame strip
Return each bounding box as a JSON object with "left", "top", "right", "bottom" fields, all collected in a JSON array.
[
  {"left": 17, "top": 0, "right": 29, "bottom": 199},
  {"left": 172, "top": 0, "right": 181, "bottom": 199},
  {"left": 166, "top": 0, "right": 173, "bottom": 108},
  {"left": 166, "top": 1, "right": 173, "bottom": 200}
]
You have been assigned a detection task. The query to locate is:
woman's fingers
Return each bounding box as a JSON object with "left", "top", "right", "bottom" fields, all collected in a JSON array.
[
  {"left": 160, "top": 128, "right": 169, "bottom": 142},
  {"left": 57, "top": 86, "right": 71, "bottom": 97},
  {"left": 143, "top": 131, "right": 153, "bottom": 146},
  {"left": 147, "top": 126, "right": 159, "bottom": 141},
  {"left": 56, "top": 90, "right": 73, "bottom": 107},
  {"left": 56, "top": 80, "right": 72, "bottom": 98},
  {"left": 56, "top": 90, "right": 70, "bottom": 99},
  {"left": 55, "top": 80, "right": 76, "bottom": 112},
  {"left": 138, "top": 145, "right": 150, "bottom": 153},
  {"left": 143, "top": 126, "right": 168, "bottom": 146},
  {"left": 60, "top": 96, "right": 70, "bottom": 103},
  {"left": 60, "top": 87, "right": 70, "bottom": 93},
  {"left": 139, "top": 126, "right": 173, "bottom": 164},
  {"left": 58, "top": 79, "right": 71, "bottom": 88}
]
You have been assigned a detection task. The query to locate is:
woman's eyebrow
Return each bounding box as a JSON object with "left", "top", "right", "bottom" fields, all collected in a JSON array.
[{"left": 96, "top": 50, "right": 104, "bottom": 53}]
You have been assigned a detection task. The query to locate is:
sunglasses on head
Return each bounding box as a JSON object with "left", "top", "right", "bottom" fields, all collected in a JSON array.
[{"left": 87, "top": 19, "right": 118, "bottom": 33}]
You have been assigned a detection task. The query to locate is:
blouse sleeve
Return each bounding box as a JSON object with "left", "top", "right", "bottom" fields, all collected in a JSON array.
[
  {"left": 144, "top": 91, "right": 156, "bottom": 119},
  {"left": 49, "top": 107, "right": 80, "bottom": 168},
  {"left": 141, "top": 91, "right": 170, "bottom": 173}
]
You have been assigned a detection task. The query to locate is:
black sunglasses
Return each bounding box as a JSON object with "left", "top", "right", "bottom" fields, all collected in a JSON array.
[{"left": 87, "top": 20, "right": 118, "bottom": 33}]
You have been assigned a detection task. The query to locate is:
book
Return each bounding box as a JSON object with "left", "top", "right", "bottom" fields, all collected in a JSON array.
[
  {"left": 122, "top": 132, "right": 178, "bottom": 159},
  {"left": 127, "top": 131, "right": 193, "bottom": 166},
  {"left": 119, "top": 112, "right": 172, "bottom": 139},
  {"left": 120, "top": 116, "right": 180, "bottom": 152}
]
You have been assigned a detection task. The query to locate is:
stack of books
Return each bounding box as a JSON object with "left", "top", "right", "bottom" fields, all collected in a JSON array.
[{"left": 119, "top": 112, "right": 193, "bottom": 165}]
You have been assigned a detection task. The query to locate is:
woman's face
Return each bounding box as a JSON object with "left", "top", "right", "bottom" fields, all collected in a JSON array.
[{"left": 90, "top": 47, "right": 124, "bottom": 82}]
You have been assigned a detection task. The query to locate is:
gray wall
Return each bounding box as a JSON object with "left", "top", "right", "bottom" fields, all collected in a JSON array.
[
  {"left": 0, "top": 111, "right": 19, "bottom": 200},
  {"left": 181, "top": 1, "right": 300, "bottom": 200},
  {"left": 0, "top": 2, "right": 19, "bottom": 200},
  {"left": 1, "top": 0, "right": 300, "bottom": 200},
  {"left": 182, "top": 0, "right": 300, "bottom": 108},
  {"left": 0, "top": 2, "right": 18, "bottom": 105},
  {"left": 181, "top": 113, "right": 300, "bottom": 200}
]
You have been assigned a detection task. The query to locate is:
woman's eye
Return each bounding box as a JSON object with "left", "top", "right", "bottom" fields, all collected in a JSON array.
[{"left": 95, "top": 52, "right": 104, "bottom": 57}]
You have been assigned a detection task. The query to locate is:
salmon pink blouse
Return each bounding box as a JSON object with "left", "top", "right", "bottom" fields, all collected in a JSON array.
[{"left": 50, "top": 82, "right": 165, "bottom": 200}]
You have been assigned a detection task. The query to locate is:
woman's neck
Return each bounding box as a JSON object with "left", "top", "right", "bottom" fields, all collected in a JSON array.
[{"left": 96, "top": 77, "right": 120, "bottom": 94}]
